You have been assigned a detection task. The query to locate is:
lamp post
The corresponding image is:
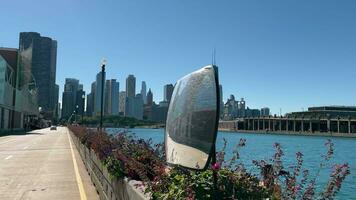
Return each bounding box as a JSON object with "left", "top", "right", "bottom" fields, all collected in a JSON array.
[
  {"left": 76, "top": 105, "right": 79, "bottom": 123},
  {"left": 81, "top": 94, "right": 85, "bottom": 124},
  {"left": 100, "top": 59, "right": 107, "bottom": 131}
]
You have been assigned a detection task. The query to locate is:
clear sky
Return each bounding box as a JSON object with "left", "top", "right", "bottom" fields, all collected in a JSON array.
[{"left": 1, "top": 0, "right": 356, "bottom": 114}]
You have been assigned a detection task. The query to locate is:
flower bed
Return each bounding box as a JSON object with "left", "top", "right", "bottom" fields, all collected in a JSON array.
[{"left": 68, "top": 126, "right": 350, "bottom": 200}]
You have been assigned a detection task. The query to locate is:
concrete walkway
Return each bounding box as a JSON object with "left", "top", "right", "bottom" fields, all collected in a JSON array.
[{"left": 0, "top": 127, "right": 99, "bottom": 200}]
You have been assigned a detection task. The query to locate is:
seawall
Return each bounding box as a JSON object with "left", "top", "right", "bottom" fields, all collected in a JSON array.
[{"left": 69, "top": 130, "right": 149, "bottom": 200}]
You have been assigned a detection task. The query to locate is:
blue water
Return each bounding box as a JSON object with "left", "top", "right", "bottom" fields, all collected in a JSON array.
[{"left": 106, "top": 128, "right": 356, "bottom": 199}]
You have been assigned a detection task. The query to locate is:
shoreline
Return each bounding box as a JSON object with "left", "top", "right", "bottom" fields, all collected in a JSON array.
[{"left": 218, "top": 128, "right": 356, "bottom": 138}]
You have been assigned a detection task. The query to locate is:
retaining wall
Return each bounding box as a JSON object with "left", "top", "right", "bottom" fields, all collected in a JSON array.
[{"left": 69, "top": 131, "right": 150, "bottom": 200}]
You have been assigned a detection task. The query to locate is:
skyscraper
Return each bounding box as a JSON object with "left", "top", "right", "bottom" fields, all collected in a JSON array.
[
  {"left": 141, "top": 81, "right": 147, "bottom": 104},
  {"left": 54, "top": 84, "right": 59, "bottom": 118},
  {"left": 119, "top": 91, "right": 126, "bottom": 114},
  {"left": 164, "top": 84, "right": 174, "bottom": 102},
  {"left": 105, "top": 79, "right": 119, "bottom": 115},
  {"left": 147, "top": 89, "right": 153, "bottom": 106},
  {"left": 86, "top": 81, "right": 96, "bottom": 116},
  {"left": 126, "top": 75, "right": 136, "bottom": 98},
  {"left": 125, "top": 94, "right": 143, "bottom": 120},
  {"left": 94, "top": 71, "right": 106, "bottom": 115},
  {"left": 19, "top": 32, "right": 57, "bottom": 119},
  {"left": 261, "top": 107, "right": 270, "bottom": 117},
  {"left": 61, "top": 78, "right": 79, "bottom": 119}
]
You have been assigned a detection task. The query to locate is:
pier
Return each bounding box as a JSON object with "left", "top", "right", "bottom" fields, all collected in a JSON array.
[{"left": 219, "top": 117, "right": 356, "bottom": 136}]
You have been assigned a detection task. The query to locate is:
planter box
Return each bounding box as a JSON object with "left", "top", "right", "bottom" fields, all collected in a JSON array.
[{"left": 69, "top": 131, "right": 150, "bottom": 200}]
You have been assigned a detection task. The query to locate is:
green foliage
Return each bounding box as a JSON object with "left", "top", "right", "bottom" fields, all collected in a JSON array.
[
  {"left": 104, "top": 156, "right": 125, "bottom": 179},
  {"left": 69, "top": 126, "right": 350, "bottom": 200},
  {"left": 80, "top": 115, "right": 158, "bottom": 127},
  {"left": 149, "top": 168, "right": 269, "bottom": 200}
]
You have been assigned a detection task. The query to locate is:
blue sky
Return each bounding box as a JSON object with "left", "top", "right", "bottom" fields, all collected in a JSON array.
[{"left": 1, "top": 0, "right": 356, "bottom": 114}]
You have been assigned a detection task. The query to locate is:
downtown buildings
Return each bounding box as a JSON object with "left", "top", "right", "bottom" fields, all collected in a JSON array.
[
  {"left": 61, "top": 78, "right": 83, "bottom": 119},
  {"left": 0, "top": 32, "right": 58, "bottom": 131},
  {"left": 19, "top": 32, "right": 58, "bottom": 119},
  {"left": 80, "top": 69, "right": 174, "bottom": 123},
  {"left": 222, "top": 94, "right": 268, "bottom": 120},
  {"left": 105, "top": 79, "right": 119, "bottom": 115}
]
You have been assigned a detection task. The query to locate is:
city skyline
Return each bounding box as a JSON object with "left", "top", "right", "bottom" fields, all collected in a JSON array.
[{"left": 1, "top": 1, "right": 356, "bottom": 115}]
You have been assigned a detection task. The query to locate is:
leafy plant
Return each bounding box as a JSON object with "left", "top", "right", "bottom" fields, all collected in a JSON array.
[{"left": 68, "top": 126, "right": 350, "bottom": 200}]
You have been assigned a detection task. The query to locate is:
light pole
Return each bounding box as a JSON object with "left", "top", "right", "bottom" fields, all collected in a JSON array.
[
  {"left": 73, "top": 111, "right": 77, "bottom": 122},
  {"left": 76, "top": 105, "right": 79, "bottom": 123},
  {"left": 81, "top": 94, "right": 85, "bottom": 124},
  {"left": 100, "top": 59, "right": 106, "bottom": 131}
]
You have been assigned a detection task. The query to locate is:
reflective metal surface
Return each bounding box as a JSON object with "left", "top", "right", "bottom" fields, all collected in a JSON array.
[{"left": 165, "top": 65, "right": 219, "bottom": 170}]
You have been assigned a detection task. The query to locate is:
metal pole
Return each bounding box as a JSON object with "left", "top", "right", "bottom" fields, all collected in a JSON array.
[{"left": 100, "top": 64, "right": 105, "bottom": 131}]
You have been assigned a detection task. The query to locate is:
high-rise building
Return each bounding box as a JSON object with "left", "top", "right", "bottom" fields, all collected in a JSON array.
[
  {"left": 119, "top": 91, "right": 126, "bottom": 114},
  {"left": 86, "top": 82, "right": 96, "bottom": 117},
  {"left": 126, "top": 75, "right": 136, "bottom": 98},
  {"left": 86, "top": 93, "right": 94, "bottom": 116},
  {"left": 105, "top": 79, "right": 119, "bottom": 115},
  {"left": 125, "top": 94, "right": 143, "bottom": 120},
  {"left": 261, "top": 107, "right": 270, "bottom": 117},
  {"left": 54, "top": 84, "right": 59, "bottom": 118},
  {"left": 238, "top": 98, "right": 246, "bottom": 117},
  {"left": 61, "top": 78, "right": 79, "bottom": 119},
  {"left": 164, "top": 84, "right": 174, "bottom": 102},
  {"left": 19, "top": 32, "right": 57, "bottom": 119},
  {"left": 147, "top": 89, "right": 153, "bottom": 106},
  {"left": 141, "top": 81, "right": 147, "bottom": 104},
  {"left": 94, "top": 71, "right": 106, "bottom": 115}
]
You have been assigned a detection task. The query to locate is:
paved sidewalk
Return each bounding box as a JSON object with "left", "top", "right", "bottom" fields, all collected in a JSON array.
[{"left": 0, "top": 127, "right": 99, "bottom": 200}]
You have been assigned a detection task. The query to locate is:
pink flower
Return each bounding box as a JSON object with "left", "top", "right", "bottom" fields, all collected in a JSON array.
[
  {"left": 212, "top": 163, "right": 221, "bottom": 170},
  {"left": 294, "top": 185, "right": 301, "bottom": 193}
]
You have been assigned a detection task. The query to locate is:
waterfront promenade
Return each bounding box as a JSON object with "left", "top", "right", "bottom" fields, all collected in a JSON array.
[{"left": 0, "top": 127, "right": 99, "bottom": 200}]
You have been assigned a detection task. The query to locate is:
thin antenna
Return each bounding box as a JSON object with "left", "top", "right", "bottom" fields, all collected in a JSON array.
[
  {"left": 213, "top": 48, "right": 216, "bottom": 65},
  {"left": 211, "top": 49, "right": 214, "bottom": 65}
]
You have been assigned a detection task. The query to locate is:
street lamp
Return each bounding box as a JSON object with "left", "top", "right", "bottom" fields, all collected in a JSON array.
[
  {"left": 76, "top": 105, "right": 79, "bottom": 123},
  {"left": 74, "top": 110, "right": 77, "bottom": 123},
  {"left": 100, "top": 58, "right": 107, "bottom": 131},
  {"left": 81, "top": 94, "right": 85, "bottom": 124}
]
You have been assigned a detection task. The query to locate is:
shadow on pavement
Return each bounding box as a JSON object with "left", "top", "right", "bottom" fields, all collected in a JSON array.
[{"left": 0, "top": 129, "right": 44, "bottom": 137}]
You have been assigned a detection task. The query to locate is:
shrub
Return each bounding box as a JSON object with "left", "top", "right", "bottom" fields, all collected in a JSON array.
[{"left": 68, "top": 126, "right": 350, "bottom": 200}]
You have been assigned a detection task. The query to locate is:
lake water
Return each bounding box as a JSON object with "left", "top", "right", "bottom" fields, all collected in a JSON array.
[{"left": 106, "top": 128, "right": 356, "bottom": 199}]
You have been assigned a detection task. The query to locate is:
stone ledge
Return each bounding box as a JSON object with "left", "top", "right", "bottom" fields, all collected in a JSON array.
[{"left": 69, "top": 130, "right": 150, "bottom": 200}]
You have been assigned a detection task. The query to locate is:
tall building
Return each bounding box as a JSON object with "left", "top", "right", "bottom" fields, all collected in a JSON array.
[
  {"left": 141, "top": 81, "right": 147, "bottom": 104},
  {"left": 238, "top": 98, "right": 246, "bottom": 117},
  {"left": 61, "top": 78, "right": 79, "bottom": 119},
  {"left": 126, "top": 75, "right": 136, "bottom": 98},
  {"left": 119, "top": 91, "right": 126, "bottom": 114},
  {"left": 164, "top": 84, "right": 174, "bottom": 102},
  {"left": 124, "top": 94, "right": 143, "bottom": 120},
  {"left": 105, "top": 79, "right": 119, "bottom": 115},
  {"left": 86, "top": 81, "right": 96, "bottom": 116},
  {"left": 147, "top": 89, "right": 153, "bottom": 106},
  {"left": 261, "top": 107, "right": 270, "bottom": 117},
  {"left": 94, "top": 71, "right": 106, "bottom": 115},
  {"left": 54, "top": 84, "right": 59, "bottom": 118},
  {"left": 86, "top": 93, "right": 94, "bottom": 116},
  {"left": 19, "top": 32, "right": 57, "bottom": 119}
]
